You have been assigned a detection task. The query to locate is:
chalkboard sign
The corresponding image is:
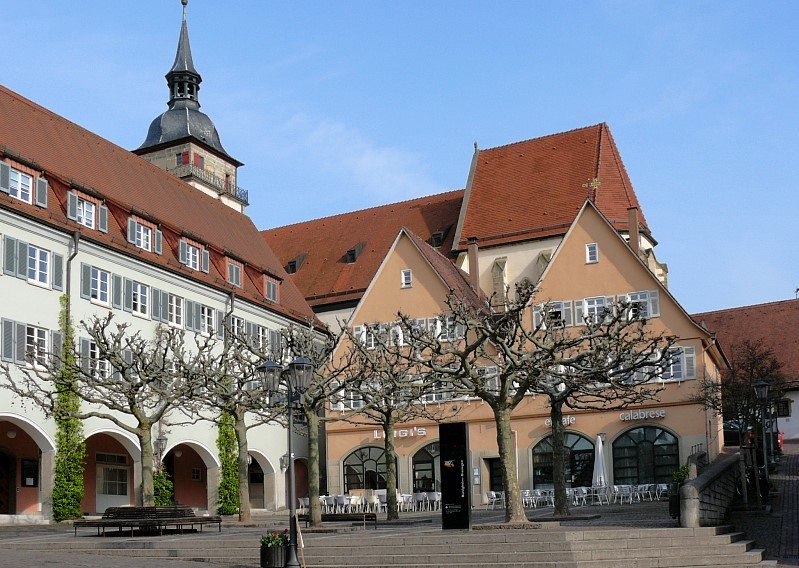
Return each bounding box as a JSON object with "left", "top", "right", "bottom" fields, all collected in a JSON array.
[
  {"left": 440, "top": 422, "right": 471, "bottom": 530},
  {"left": 21, "top": 459, "right": 38, "bottom": 487}
]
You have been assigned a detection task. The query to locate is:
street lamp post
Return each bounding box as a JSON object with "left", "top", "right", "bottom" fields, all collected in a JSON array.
[
  {"left": 754, "top": 379, "right": 770, "bottom": 496},
  {"left": 154, "top": 434, "right": 167, "bottom": 467},
  {"left": 258, "top": 356, "right": 314, "bottom": 568}
]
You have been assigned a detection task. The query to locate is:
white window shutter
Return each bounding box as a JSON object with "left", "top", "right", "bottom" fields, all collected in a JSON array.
[
  {"left": 201, "top": 249, "right": 210, "bottom": 273},
  {"left": 154, "top": 229, "right": 163, "bottom": 255},
  {"left": 563, "top": 301, "right": 573, "bottom": 326},
  {"left": 98, "top": 204, "right": 108, "bottom": 233},
  {"left": 0, "top": 163, "right": 10, "bottom": 193},
  {"left": 80, "top": 263, "right": 91, "bottom": 300},
  {"left": 649, "top": 290, "right": 660, "bottom": 317},
  {"left": 1, "top": 319, "right": 14, "bottom": 362},
  {"left": 35, "top": 178, "right": 48, "bottom": 208},
  {"left": 3, "top": 235, "right": 16, "bottom": 276},
  {"left": 67, "top": 192, "right": 78, "bottom": 221},
  {"left": 684, "top": 347, "right": 696, "bottom": 379},
  {"left": 179, "top": 240, "right": 187, "bottom": 264},
  {"left": 15, "top": 240, "right": 28, "bottom": 280},
  {"left": 52, "top": 253, "right": 64, "bottom": 291},
  {"left": 127, "top": 218, "right": 136, "bottom": 243}
]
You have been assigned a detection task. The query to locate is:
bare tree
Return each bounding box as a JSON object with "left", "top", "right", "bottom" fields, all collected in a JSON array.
[
  {"left": 0, "top": 314, "right": 205, "bottom": 507},
  {"left": 343, "top": 323, "right": 456, "bottom": 520},
  {"left": 397, "top": 281, "right": 674, "bottom": 522}
]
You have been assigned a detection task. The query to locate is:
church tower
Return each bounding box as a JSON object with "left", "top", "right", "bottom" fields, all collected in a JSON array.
[{"left": 134, "top": 0, "right": 247, "bottom": 212}]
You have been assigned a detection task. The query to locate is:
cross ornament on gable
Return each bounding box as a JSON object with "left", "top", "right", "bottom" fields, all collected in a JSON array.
[{"left": 582, "top": 178, "right": 601, "bottom": 199}]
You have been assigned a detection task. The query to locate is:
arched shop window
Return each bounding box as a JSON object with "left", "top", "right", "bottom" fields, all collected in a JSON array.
[
  {"left": 412, "top": 442, "right": 441, "bottom": 492},
  {"left": 532, "top": 433, "right": 594, "bottom": 489},
  {"left": 612, "top": 426, "right": 679, "bottom": 485},
  {"left": 343, "top": 446, "right": 397, "bottom": 493}
]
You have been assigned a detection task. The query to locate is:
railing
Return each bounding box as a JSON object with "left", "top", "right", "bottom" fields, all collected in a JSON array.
[
  {"left": 679, "top": 452, "right": 747, "bottom": 527},
  {"left": 167, "top": 164, "right": 249, "bottom": 205}
]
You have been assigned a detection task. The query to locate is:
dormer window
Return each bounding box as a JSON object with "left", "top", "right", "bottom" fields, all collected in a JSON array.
[
  {"left": 430, "top": 232, "right": 444, "bottom": 248},
  {"left": 264, "top": 276, "right": 279, "bottom": 303},
  {"left": 345, "top": 242, "right": 366, "bottom": 264},
  {"left": 127, "top": 217, "right": 162, "bottom": 254},
  {"left": 67, "top": 191, "right": 108, "bottom": 233},
  {"left": 0, "top": 162, "right": 48, "bottom": 208},
  {"left": 179, "top": 238, "right": 209, "bottom": 273},
  {"left": 287, "top": 260, "right": 297, "bottom": 274},
  {"left": 227, "top": 260, "right": 242, "bottom": 287}
]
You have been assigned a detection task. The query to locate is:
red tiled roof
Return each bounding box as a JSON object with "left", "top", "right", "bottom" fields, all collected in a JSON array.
[
  {"left": 693, "top": 299, "right": 799, "bottom": 387},
  {"left": 402, "top": 228, "right": 487, "bottom": 311},
  {"left": 262, "top": 190, "right": 464, "bottom": 307},
  {"left": 0, "top": 84, "right": 316, "bottom": 324},
  {"left": 454, "top": 123, "right": 649, "bottom": 250}
]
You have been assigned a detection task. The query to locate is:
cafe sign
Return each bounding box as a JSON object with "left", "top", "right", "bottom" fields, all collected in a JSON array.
[
  {"left": 545, "top": 416, "right": 576, "bottom": 427},
  {"left": 619, "top": 408, "right": 666, "bottom": 421},
  {"left": 373, "top": 426, "right": 427, "bottom": 439}
]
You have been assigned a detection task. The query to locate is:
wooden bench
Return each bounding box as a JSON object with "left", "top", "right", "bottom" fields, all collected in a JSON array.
[
  {"left": 297, "top": 512, "right": 377, "bottom": 529},
  {"left": 73, "top": 505, "right": 222, "bottom": 537}
]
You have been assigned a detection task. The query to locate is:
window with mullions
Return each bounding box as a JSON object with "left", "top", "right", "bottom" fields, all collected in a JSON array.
[
  {"left": 90, "top": 267, "right": 110, "bottom": 305},
  {"left": 168, "top": 294, "right": 183, "bottom": 327},
  {"left": 76, "top": 198, "right": 95, "bottom": 229},
  {"left": 9, "top": 168, "right": 32, "bottom": 203},
  {"left": 583, "top": 296, "right": 607, "bottom": 323},
  {"left": 343, "top": 446, "right": 397, "bottom": 493},
  {"left": 612, "top": 426, "right": 679, "bottom": 485},
  {"left": 532, "top": 432, "right": 595, "bottom": 489},
  {"left": 131, "top": 281, "right": 148, "bottom": 316},
  {"left": 25, "top": 325, "right": 48, "bottom": 367},
  {"left": 27, "top": 245, "right": 49, "bottom": 286},
  {"left": 412, "top": 442, "right": 441, "bottom": 492}
]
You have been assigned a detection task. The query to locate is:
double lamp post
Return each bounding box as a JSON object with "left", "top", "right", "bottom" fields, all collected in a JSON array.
[{"left": 257, "top": 356, "right": 313, "bottom": 568}]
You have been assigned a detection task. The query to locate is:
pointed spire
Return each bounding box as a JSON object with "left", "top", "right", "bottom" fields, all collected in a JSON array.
[{"left": 165, "top": 0, "right": 201, "bottom": 109}]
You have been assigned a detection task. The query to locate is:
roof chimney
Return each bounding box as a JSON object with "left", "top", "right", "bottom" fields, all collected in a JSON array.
[
  {"left": 467, "top": 237, "right": 480, "bottom": 290},
  {"left": 627, "top": 206, "right": 641, "bottom": 257}
]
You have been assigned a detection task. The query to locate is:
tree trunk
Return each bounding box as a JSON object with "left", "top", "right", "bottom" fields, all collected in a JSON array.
[
  {"left": 306, "top": 408, "right": 323, "bottom": 526},
  {"left": 383, "top": 418, "right": 399, "bottom": 520},
  {"left": 550, "top": 400, "right": 570, "bottom": 517},
  {"left": 494, "top": 407, "right": 526, "bottom": 523},
  {"left": 137, "top": 424, "right": 155, "bottom": 507},
  {"left": 233, "top": 410, "right": 252, "bottom": 523}
]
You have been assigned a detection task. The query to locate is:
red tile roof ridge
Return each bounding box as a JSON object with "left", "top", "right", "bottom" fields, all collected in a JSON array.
[
  {"left": 595, "top": 124, "right": 647, "bottom": 228},
  {"left": 478, "top": 122, "right": 606, "bottom": 153},
  {"left": 693, "top": 297, "right": 799, "bottom": 318},
  {"left": 263, "top": 188, "right": 464, "bottom": 232}
]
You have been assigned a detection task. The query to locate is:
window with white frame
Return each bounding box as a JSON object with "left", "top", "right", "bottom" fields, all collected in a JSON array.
[
  {"left": 97, "top": 453, "right": 128, "bottom": 496},
  {"left": 583, "top": 296, "right": 607, "bottom": 323},
  {"left": 478, "top": 366, "right": 500, "bottom": 394},
  {"left": 88, "top": 340, "right": 110, "bottom": 380},
  {"left": 9, "top": 168, "right": 32, "bottom": 203},
  {"left": 25, "top": 325, "right": 48, "bottom": 367},
  {"left": 131, "top": 281, "right": 148, "bottom": 316},
  {"left": 76, "top": 198, "right": 96, "bottom": 229},
  {"left": 231, "top": 316, "right": 245, "bottom": 338},
  {"left": 168, "top": 294, "right": 183, "bottom": 327},
  {"left": 200, "top": 305, "right": 214, "bottom": 335},
  {"left": 627, "top": 290, "right": 660, "bottom": 320},
  {"left": 534, "top": 301, "right": 573, "bottom": 328},
  {"left": 228, "top": 262, "right": 241, "bottom": 287},
  {"left": 265, "top": 277, "right": 278, "bottom": 302},
  {"left": 135, "top": 223, "right": 152, "bottom": 252},
  {"left": 364, "top": 326, "right": 378, "bottom": 350},
  {"left": 585, "top": 243, "right": 599, "bottom": 263},
  {"left": 27, "top": 245, "right": 49, "bottom": 286},
  {"left": 401, "top": 269, "right": 413, "bottom": 288},
  {"left": 661, "top": 347, "right": 696, "bottom": 382},
  {"left": 438, "top": 316, "right": 464, "bottom": 342},
  {"left": 185, "top": 243, "right": 200, "bottom": 270},
  {"left": 257, "top": 325, "right": 268, "bottom": 350},
  {"left": 342, "top": 390, "right": 365, "bottom": 410},
  {"left": 90, "top": 267, "right": 110, "bottom": 305}
]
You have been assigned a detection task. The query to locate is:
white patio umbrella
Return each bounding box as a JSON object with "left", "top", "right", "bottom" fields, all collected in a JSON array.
[{"left": 591, "top": 434, "right": 609, "bottom": 487}]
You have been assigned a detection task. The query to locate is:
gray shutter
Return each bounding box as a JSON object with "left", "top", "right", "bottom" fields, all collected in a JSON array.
[
  {"left": 154, "top": 229, "right": 163, "bottom": 255},
  {"left": 160, "top": 290, "right": 169, "bottom": 322},
  {"left": 179, "top": 240, "right": 187, "bottom": 264},
  {"left": 50, "top": 330, "right": 63, "bottom": 369},
  {"left": 563, "top": 301, "right": 573, "bottom": 326},
  {"left": 201, "top": 249, "right": 210, "bottom": 273},
  {"left": 15, "top": 322, "right": 27, "bottom": 364},
  {"left": 111, "top": 274, "right": 122, "bottom": 309},
  {"left": 79, "top": 338, "right": 91, "bottom": 374},
  {"left": 151, "top": 288, "right": 162, "bottom": 322},
  {"left": 194, "top": 303, "right": 202, "bottom": 332},
  {"left": 533, "top": 305, "right": 542, "bottom": 328},
  {"left": 15, "top": 240, "right": 28, "bottom": 280},
  {"left": 127, "top": 218, "right": 136, "bottom": 243},
  {"left": 184, "top": 300, "right": 195, "bottom": 331},
  {"left": 35, "top": 178, "right": 48, "bottom": 208},
  {"left": 98, "top": 204, "right": 108, "bottom": 233},
  {"left": 269, "top": 329, "right": 281, "bottom": 359},
  {"left": 52, "top": 253, "right": 64, "bottom": 291},
  {"left": 1, "top": 319, "right": 14, "bottom": 362},
  {"left": 574, "top": 300, "right": 584, "bottom": 325},
  {"left": 0, "top": 162, "right": 9, "bottom": 193},
  {"left": 123, "top": 278, "right": 132, "bottom": 312},
  {"left": 648, "top": 290, "right": 660, "bottom": 317},
  {"left": 246, "top": 321, "right": 255, "bottom": 343},
  {"left": 80, "top": 263, "right": 91, "bottom": 299},
  {"left": 216, "top": 310, "right": 225, "bottom": 338},
  {"left": 684, "top": 347, "right": 696, "bottom": 379},
  {"left": 67, "top": 192, "right": 78, "bottom": 221},
  {"left": 3, "top": 235, "right": 16, "bottom": 276}
]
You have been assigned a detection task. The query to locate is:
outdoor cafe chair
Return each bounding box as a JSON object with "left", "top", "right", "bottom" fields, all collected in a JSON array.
[
  {"left": 349, "top": 494, "right": 363, "bottom": 512},
  {"left": 400, "top": 494, "right": 413, "bottom": 512},
  {"left": 521, "top": 489, "right": 534, "bottom": 508},
  {"left": 572, "top": 487, "right": 588, "bottom": 506},
  {"left": 429, "top": 492, "right": 442, "bottom": 511},
  {"left": 377, "top": 492, "right": 388, "bottom": 512},
  {"left": 615, "top": 485, "right": 635, "bottom": 504},
  {"left": 322, "top": 495, "right": 335, "bottom": 513},
  {"left": 413, "top": 492, "right": 428, "bottom": 511},
  {"left": 637, "top": 484, "right": 654, "bottom": 501},
  {"left": 592, "top": 486, "right": 610, "bottom": 505},
  {"left": 298, "top": 497, "right": 309, "bottom": 514},
  {"left": 532, "top": 489, "right": 553, "bottom": 507},
  {"left": 365, "top": 494, "right": 380, "bottom": 513},
  {"left": 655, "top": 483, "right": 669, "bottom": 500},
  {"left": 335, "top": 494, "right": 349, "bottom": 513}
]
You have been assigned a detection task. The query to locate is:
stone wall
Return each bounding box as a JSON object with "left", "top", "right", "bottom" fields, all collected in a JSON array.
[{"left": 680, "top": 453, "right": 743, "bottom": 527}]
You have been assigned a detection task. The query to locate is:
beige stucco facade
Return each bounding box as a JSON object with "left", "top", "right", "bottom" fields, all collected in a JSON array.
[{"left": 323, "top": 204, "right": 725, "bottom": 503}]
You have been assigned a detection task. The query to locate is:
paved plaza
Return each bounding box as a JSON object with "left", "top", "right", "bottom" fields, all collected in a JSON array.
[{"left": 0, "top": 444, "right": 796, "bottom": 567}]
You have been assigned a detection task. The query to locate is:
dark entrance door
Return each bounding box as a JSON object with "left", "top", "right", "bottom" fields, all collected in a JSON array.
[
  {"left": 0, "top": 452, "right": 12, "bottom": 514},
  {"left": 486, "top": 458, "right": 503, "bottom": 492}
]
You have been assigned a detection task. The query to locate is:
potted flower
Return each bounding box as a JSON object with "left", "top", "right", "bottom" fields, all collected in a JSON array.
[
  {"left": 668, "top": 464, "right": 690, "bottom": 519},
  {"left": 260, "top": 529, "right": 289, "bottom": 568}
]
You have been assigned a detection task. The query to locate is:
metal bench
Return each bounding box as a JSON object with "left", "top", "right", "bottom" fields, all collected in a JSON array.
[
  {"left": 297, "top": 512, "right": 377, "bottom": 529},
  {"left": 73, "top": 505, "right": 222, "bottom": 537}
]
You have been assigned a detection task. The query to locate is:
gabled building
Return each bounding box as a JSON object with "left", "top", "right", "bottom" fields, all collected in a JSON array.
[{"left": 0, "top": 5, "right": 317, "bottom": 518}]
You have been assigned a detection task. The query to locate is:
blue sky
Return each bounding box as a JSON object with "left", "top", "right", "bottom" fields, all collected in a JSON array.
[{"left": 4, "top": 1, "right": 797, "bottom": 313}]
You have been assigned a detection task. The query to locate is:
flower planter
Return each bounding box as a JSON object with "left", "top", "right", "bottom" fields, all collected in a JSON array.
[{"left": 260, "top": 544, "right": 287, "bottom": 568}]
